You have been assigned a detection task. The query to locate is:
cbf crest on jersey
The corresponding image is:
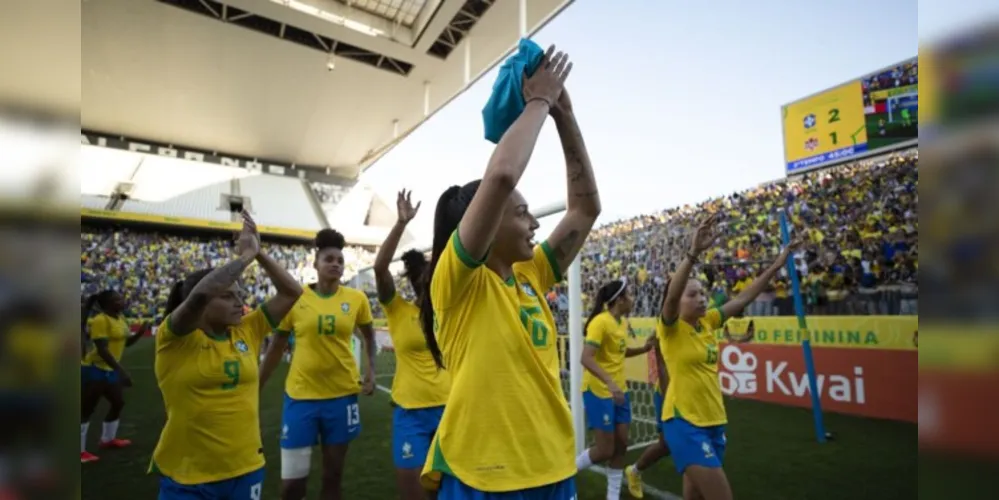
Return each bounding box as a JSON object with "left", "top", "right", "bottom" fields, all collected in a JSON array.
[
  {"left": 341, "top": 302, "right": 350, "bottom": 313},
  {"left": 521, "top": 283, "right": 537, "bottom": 298},
  {"left": 235, "top": 339, "right": 250, "bottom": 354}
]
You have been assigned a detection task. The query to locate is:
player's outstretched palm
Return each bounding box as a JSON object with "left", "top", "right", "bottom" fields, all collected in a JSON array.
[
  {"left": 523, "top": 45, "right": 573, "bottom": 107},
  {"left": 397, "top": 189, "right": 420, "bottom": 223},
  {"left": 690, "top": 213, "right": 720, "bottom": 254},
  {"left": 235, "top": 210, "right": 260, "bottom": 258}
]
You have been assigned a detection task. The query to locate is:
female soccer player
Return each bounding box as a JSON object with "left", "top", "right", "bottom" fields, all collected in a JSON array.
[
  {"left": 659, "top": 214, "right": 800, "bottom": 500},
  {"left": 625, "top": 284, "right": 675, "bottom": 498},
  {"left": 79, "top": 290, "right": 147, "bottom": 463},
  {"left": 575, "top": 278, "right": 655, "bottom": 499},
  {"left": 373, "top": 189, "right": 451, "bottom": 500},
  {"left": 259, "top": 228, "right": 378, "bottom": 500},
  {"left": 418, "top": 46, "right": 597, "bottom": 499},
  {"left": 151, "top": 211, "right": 302, "bottom": 500}
]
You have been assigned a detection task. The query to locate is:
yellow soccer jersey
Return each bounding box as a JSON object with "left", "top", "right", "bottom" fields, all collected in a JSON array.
[
  {"left": 381, "top": 293, "right": 450, "bottom": 409},
  {"left": 277, "top": 286, "right": 373, "bottom": 400},
  {"left": 82, "top": 313, "right": 129, "bottom": 371},
  {"left": 422, "top": 231, "right": 574, "bottom": 492},
  {"left": 151, "top": 307, "right": 276, "bottom": 485},
  {"left": 582, "top": 311, "right": 629, "bottom": 398},
  {"left": 657, "top": 308, "right": 727, "bottom": 427}
]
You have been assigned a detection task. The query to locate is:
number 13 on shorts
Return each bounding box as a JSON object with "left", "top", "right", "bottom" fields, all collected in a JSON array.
[{"left": 347, "top": 402, "right": 360, "bottom": 427}]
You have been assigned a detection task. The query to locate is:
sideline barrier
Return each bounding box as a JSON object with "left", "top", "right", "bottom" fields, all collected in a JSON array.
[{"left": 621, "top": 315, "right": 918, "bottom": 423}]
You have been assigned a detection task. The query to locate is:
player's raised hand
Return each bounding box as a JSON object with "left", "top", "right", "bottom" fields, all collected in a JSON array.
[
  {"left": 396, "top": 189, "right": 420, "bottom": 224},
  {"left": 523, "top": 45, "right": 573, "bottom": 108},
  {"left": 235, "top": 210, "right": 260, "bottom": 259},
  {"left": 690, "top": 213, "right": 720, "bottom": 255}
]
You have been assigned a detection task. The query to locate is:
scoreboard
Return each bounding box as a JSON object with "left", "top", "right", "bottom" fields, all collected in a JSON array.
[{"left": 782, "top": 57, "right": 918, "bottom": 175}]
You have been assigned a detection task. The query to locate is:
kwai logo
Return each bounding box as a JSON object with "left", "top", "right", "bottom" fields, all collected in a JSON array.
[
  {"left": 719, "top": 345, "right": 758, "bottom": 395},
  {"left": 766, "top": 361, "right": 866, "bottom": 404}
]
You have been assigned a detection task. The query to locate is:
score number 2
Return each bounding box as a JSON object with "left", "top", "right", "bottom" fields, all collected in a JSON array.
[{"left": 827, "top": 108, "right": 840, "bottom": 145}]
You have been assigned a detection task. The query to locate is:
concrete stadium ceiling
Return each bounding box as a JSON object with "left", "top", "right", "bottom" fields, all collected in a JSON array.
[{"left": 82, "top": 0, "right": 574, "bottom": 180}]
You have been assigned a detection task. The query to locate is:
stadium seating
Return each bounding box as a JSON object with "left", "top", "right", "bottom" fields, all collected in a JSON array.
[{"left": 81, "top": 151, "right": 917, "bottom": 324}]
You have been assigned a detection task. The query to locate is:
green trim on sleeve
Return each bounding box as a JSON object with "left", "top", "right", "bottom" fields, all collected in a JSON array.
[
  {"left": 274, "top": 329, "right": 292, "bottom": 338},
  {"left": 378, "top": 290, "right": 396, "bottom": 306},
  {"left": 584, "top": 340, "right": 601, "bottom": 349},
  {"left": 260, "top": 304, "right": 279, "bottom": 330},
  {"left": 540, "top": 240, "right": 563, "bottom": 282},
  {"left": 451, "top": 230, "right": 485, "bottom": 269},
  {"left": 357, "top": 322, "right": 373, "bottom": 329}
]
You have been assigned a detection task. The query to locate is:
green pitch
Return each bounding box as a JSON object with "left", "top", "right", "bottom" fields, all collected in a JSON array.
[{"left": 82, "top": 340, "right": 915, "bottom": 499}]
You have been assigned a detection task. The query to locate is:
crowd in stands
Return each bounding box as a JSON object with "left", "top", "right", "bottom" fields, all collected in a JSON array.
[
  {"left": 80, "top": 229, "right": 375, "bottom": 321},
  {"left": 82, "top": 151, "right": 917, "bottom": 326},
  {"left": 547, "top": 150, "right": 918, "bottom": 331}
]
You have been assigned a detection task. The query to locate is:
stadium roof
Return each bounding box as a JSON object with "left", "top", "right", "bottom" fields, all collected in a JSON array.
[{"left": 82, "top": 0, "right": 574, "bottom": 181}]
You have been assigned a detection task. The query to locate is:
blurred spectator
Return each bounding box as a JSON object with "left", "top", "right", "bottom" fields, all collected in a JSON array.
[
  {"left": 82, "top": 151, "right": 917, "bottom": 326},
  {"left": 81, "top": 229, "right": 375, "bottom": 323}
]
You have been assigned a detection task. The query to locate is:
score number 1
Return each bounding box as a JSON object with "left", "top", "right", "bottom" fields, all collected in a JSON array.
[{"left": 827, "top": 108, "right": 840, "bottom": 145}]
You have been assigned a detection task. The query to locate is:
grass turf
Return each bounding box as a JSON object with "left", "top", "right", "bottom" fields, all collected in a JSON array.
[{"left": 82, "top": 340, "right": 916, "bottom": 499}]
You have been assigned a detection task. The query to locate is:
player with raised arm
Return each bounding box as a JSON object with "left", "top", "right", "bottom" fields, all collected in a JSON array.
[
  {"left": 151, "top": 211, "right": 302, "bottom": 500},
  {"left": 417, "top": 46, "right": 599, "bottom": 499},
  {"left": 373, "top": 189, "right": 451, "bottom": 500},
  {"left": 574, "top": 278, "right": 655, "bottom": 499},
  {"left": 258, "top": 228, "right": 378, "bottom": 500},
  {"left": 658, "top": 214, "right": 801, "bottom": 500},
  {"left": 80, "top": 290, "right": 148, "bottom": 463},
  {"left": 624, "top": 282, "right": 675, "bottom": 497}
]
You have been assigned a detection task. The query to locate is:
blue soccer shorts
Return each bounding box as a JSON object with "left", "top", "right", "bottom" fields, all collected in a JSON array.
[
  {"left": 81, "top": 365, "right": 119, "bottom": 385},
  {"left": 582, "top": 390, "right": 632, "bottom": 432},
  {"left": 392, "top": 405, "right": 445, "bottom": 469},
  {"left": 281, "top": 393, "right": 360, "bottom": 449},
  {"left": 439, "top": 474, "right": 576, "bottom": 500},
  {"left": 661, "top": 416, "right": 726, "bottom": 474},
  {"left": 158, "top": 467, "right": 264, "bottom": 500}
]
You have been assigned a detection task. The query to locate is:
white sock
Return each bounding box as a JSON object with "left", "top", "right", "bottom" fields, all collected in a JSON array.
[
  {"left": 606, "top": 468, "right": 623, "bottom": 500},
  {"left": 81, "top": 423, "right": 89, "bottom": 452},
  {"left": 101, "top": 420, "right": 119, "bottom": 442},
  {"left": 575, "top": 448, "right": 593, "bottom": 471}
]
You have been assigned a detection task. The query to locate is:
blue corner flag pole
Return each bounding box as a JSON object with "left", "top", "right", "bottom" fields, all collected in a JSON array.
[{"left": 779, "top": 211, "right": 827, "bottom": 443}]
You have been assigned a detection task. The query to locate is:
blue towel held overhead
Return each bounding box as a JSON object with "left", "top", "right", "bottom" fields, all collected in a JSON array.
[{"left": 482, "top": 38, "right": 545, "bottom": 143}]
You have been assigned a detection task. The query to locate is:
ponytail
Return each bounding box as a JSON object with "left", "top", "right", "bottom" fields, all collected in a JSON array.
[
  {"left": 82, "top": 289, "right": 115, "bottom": 325},
  {"left": 164, "top": 280, "right": 186, "bottom": 317},
  {"left": 81, "top": 294, "right": 99, "bottom": 331},
  {"left": 164, "top": 268, "right": 213, "bottom": 318},
  {"left": 419, "top": 181, "right": 481, "bottom": 370},
  {"left": 585, "top": 279, "right": 626, "bottom": 332}
]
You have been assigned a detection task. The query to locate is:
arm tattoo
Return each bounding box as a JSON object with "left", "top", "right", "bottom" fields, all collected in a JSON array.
[
  {"left": 553, "top": 229, "right": 581, "bottom": 263},
  {"left": 188, "top": 257, "right": 251, "bottom": 299}
]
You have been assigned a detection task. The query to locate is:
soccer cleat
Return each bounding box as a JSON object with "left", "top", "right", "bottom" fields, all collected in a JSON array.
[
  {"left": 624, "top": 465, "right": 644, "bottom": 498},
  {"left": 80, "top": 451, "right": 100, "bottom": 463},
  {"left": 98, "top": 438, "right": 132, "bottom": 449}
]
